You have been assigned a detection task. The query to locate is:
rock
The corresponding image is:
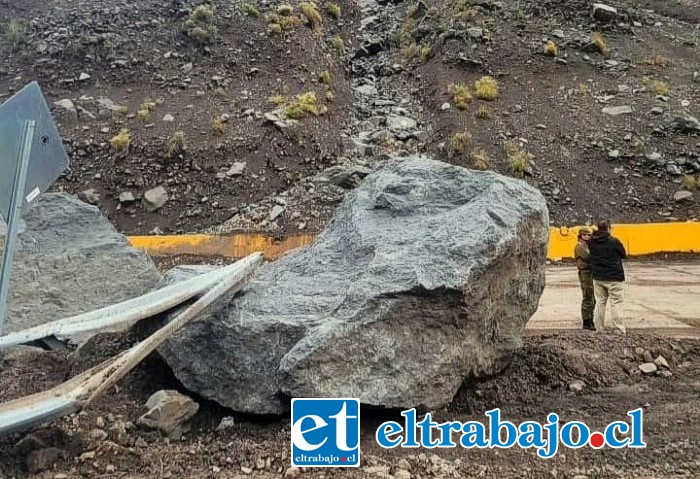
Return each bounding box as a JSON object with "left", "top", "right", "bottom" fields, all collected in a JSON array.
[
  {"left": 386, "top": 115, "right": 418, "bottom": 140},
  {"left": 639, "top": 363, "right": 658, "bottom": 375},
  {"left": 53, "top": 99, "right": 77, "bottom": 118},
  {"left": 119, "top": 192, "right": 135, "bottom": 203},
  {"left": 654, "top": 355, "right": 670, "bottom": 370},
  {"left": 162, "top": 114, "right": 175, "bottom": 122},
  {"left": 646, "top": 152, "right": 663, "bottom": 163},
  {"left": 682, "top": 100, "right": 691, "bottom": 108},
  {"left": 78, "top": 189, "right": 100, "bottom": 205},
  {"left": 137, "top": 390, "right": 199, "bottom": 438},
  {"left": 666, "top": 115, "right": 700, "bottom": 134},
  {"left": 608, "top": 150, "right": 620, "bottom": 159},
  {"left": 269, "top": 205, "right": 285, "bottom": 221},
  {"left": 593, "top": 3, "right": 618, "bottom": 23},
  {"left": 643, "top": 350, "right": 654, "bottom": 363},
  {"left": 216, "top": 417, "right": 235, "bottom": 431},
  {"left": 1, "top": 194, "right": 160, "bottom": 333},
  {"left": 674, "top": 191, "right": 693, "bottom": 203},
  {"left": 284, "top": 467, "right": 301, "bottom": 478},
  {"left": 602, "top": 106, "right": 633, "bottom": 116},
  {"left": 144, "top": 186, "right": 169, "bottom": 212},
  {"left": 355, "top": 84, "right": 378, "bottom": 96},
  {"left": 324, "top": 164, "right": 372, "bottom": 189},
  {"left": 569, "top": 380, "right": 586, "bottom": 392},
  {"left": 658, "top": 370, "right": 673, "bottom": 378},
  {"left": 265, "top": 111, "right": 299, "bottom": 129},
  {"left": 226, "top": 162, "right": 247, "bottom": 177},
  {"left": 27, "top": 448, "right": 67, "bottom": 474},
  {"left": 441, "top": 102, "right": 451, "bottom": 110},
  {"left": 651, "top": 107, "right": 664, "bottom": 115},
  {"left": 79, "top": 73, "right": 91, "bottom": 81},
  {"left": 88, "top": 428, "right": 108, "bottom": 442},
  {"left": 159, "top": 156, "right": 549, "bottom": 413}
]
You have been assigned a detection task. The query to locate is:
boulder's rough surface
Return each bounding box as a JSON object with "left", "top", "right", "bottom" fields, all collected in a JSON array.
[
  {"left": 160, "top": 156, "right": 550, "bottom": 414},
  {"left": 0, "top": 193, "right": 161, "bottom": 333}
]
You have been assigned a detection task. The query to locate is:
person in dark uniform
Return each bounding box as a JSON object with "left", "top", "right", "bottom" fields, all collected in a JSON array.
[{"left": 574, "top": 226, "right": 595, "bottom": 330}]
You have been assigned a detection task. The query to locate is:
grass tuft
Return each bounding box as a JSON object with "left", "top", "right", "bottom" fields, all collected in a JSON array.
[
  {"left": 448, "top": 83, "right": 473, "bottom": 109},
  {"left": 167, "top": 131, "right": 187, "bottom": 157},
  {"left": 651, "top": 80, "right": 669, "bottom": 96},
  {"left": 544, "top": 40, "right": 558, "bottom": 56},
  {"left": 471, "top": 149, "right": 491, "bottom": 170},
  {"left": 110, "top": 129, "right": 131, "bottom": 152},
  {"left": 326, "top": 3, "right": 341, "bottom": 19},
  {"left": 505, "top": 141, "right": 530, "bottom": 178},
  {"left": 474, "top": 76, "right": 498, "bottom": 100},
  {"left": 476, "top": 105, "right": 491, "bottom": 119},
  {"left": 3, "top": 19, "right": 27, "bottom": 50},
  {"left": 451, "top": 132, "right": 472, "bottom": 156},
  {"left": 300, "top": 2, "right": 323, "bottom": 29},
  {"left": 591, "top": 32, "right": 609, "bottom": 55},
  {"left": 212, "top": 116, "right": 227, "bottom": 134},
  {"left": 682, "top": 175, "right": 698, "bottom": 191}
]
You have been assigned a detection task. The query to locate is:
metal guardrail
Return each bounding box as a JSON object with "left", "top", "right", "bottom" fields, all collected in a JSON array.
[{"left": 0, "top": 253, "right": 262, "bottom": 437}]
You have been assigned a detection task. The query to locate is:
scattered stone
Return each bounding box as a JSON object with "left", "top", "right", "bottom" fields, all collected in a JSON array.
[
  {"left": 643, "top": 350, "right": 654, "bottom": 363},
  {"left": 608, "top": 150, "right": 620, "bottom": 159},
  {"left": 646, "top": 152, "right": 663, "bottom": 163},
  {"left": 269, "top": 205, "right": 285, "bottom": 221},
  {"left": 654, "top": 355, "right": 670, "bottom": 370},
  {"left": 593, "top": 3, "right": 618, "bottom": 23},
  {"left": 144, "top": 186, "right": 169, "bottom": 212},
  {"left": 160, "top": 156, "right": 549, "bottom": 413},
  {"left": 226, "top": 162, "right": 247, "bottom": 177},
  {"left": 355, "top": 84, "right": 378, "bottom": 96},
  {"left": 78, "top": 189, "right": 100, "bottom": 205},
  {"left": 674, "top": 191, "right": 693, "bottom": 204},
  {"left": 241, "top": 466, "right": 253, "bottom": 474},
  {"left": 79, "top": 73, "right": 91, "bottom": 81},
  {"left": 513, "top": 105, "right": 524, "bottom": 113},
  {"left": 651, "top": 107, "right": 664, "bottom": 115},
  {"left": 441, "top": 102, "right": 451, "bottom": 110},
  {"left": 536, "top": 124, "right": 547, "bottom": 130},
  {"left": 119, "top": 192, "right": 135, "bottom": 204},
  {"left": 569, "top": 380, "right": 586, "bottom": 392},
  {"left": 658, "top": 370, "right": 673, "bottom": 378},
  {"left": 88, "top": 428, "right": 108, "bottom": 442},
  {"left": 162, "top": 114, "right": 175, "bottom": 122},
  {"left": 552, "top": 29, "right": 565, "bottom": 39},
  {"left": 386, "top": 115, "right": 418, "bottom": 140},
  {"left": 602, "top": 106, "right": 633, "bottom": 116},
  {"left": 216, "top": 417, "right": 235, "bottom": 431},
  {"left": 53, "top": 99, "right": 77, "bottom": 118},
  {"left": 137, "top": 390, "right": 199, "bottom": 438},
  {"left": 682, "top": 100, "right": 691, "bottom": 108},
  {"left": 395, "top": 470, "right": 411, "bottom": 479},
  {"left": 265, "top": 111, "right": 299, "bottom": 129},
  {"left": 639, "top": 363, "right": 658, "bottom": 375},
  {"left": 666, "top": 115, "right": 700, "bottom": 134},
  {"left": 284, "top": 467, "right": 301, "bottom": 478}
]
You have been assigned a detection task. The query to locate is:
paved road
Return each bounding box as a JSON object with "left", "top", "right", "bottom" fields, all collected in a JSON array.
[{"left": 527, "top": 261, "right": 700, "bottom": 334}]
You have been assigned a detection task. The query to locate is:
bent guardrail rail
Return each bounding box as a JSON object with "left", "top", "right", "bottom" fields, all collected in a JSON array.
[
  {"left": 0, "top": 259, "right": 258, "bottom": 350},
  {"left": 0, "top": 253, "right": 262, "bottom": 437}
]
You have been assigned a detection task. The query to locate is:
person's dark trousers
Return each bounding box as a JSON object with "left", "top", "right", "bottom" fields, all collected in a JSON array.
[{"left": 578, "top": 269, "right": 596, "bottom": 330}]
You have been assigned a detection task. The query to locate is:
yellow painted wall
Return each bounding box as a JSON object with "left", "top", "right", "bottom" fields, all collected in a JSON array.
[{"left": 129, "top": 223, "right": 700, "bottom": 261}]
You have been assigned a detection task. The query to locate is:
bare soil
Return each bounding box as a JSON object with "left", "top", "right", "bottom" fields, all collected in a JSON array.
[{"left": 1, "top": 331, "right": 699, "bottom": 478}]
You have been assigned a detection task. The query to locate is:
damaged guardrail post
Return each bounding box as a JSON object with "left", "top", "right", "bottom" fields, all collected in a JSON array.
[{"left": 0, "top": 253, "right": 262, "bottom": 437}]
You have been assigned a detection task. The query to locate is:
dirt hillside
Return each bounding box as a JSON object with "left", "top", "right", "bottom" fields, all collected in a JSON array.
[{"left": 1, "top": 0, "right": 699, "bottom": 235}]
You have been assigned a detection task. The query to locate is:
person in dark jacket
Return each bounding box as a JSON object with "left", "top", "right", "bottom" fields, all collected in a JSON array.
[
  {"left": 574, "top": 227, "right": 595, "bottom": 331},
  {"left": 588, "top": 221, "right": 627, "bottom": 334}
]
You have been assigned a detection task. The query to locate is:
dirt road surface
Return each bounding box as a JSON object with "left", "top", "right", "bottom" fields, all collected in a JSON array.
[{"left": 0, "top": 260, "right": 699, "bottom": 478}]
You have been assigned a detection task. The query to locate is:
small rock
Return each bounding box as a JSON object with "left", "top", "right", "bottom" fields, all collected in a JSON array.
[
  {"left": 119, "top": 192, "right": 135, "bottom": 204},
  {"left": 593, "top": 3, "right": 618, "bottom": 23},
  {"left": 639, "top": 363, "right": 658, "bottom": 374},
  {"left": 78, "top": 189, "right": 100, "bottom": 205},
  {"left": 646, "top": 152, "right": 663, "bottom": 162},
  {"left": 552, "top": 29, "right": 565, "bottom": 39},
  {"left": 635, "top": 347, "right": 645, "bottom": 357},
  {"left": 137, "top": 390, "right": 199, "bottom": 438},
  {"left": 674, "top": 191, "right": 693, "bottom": 203},
  {"left": 536, "top": 124, "right": 546, "bottom": 130},
  {"left": 53, "top": 99, "right": 77, "bottom": 118},
  {"left": 212, "top": 466, "right": 221, "bottom": 473},
  {"left": 658, "top": 370, "right": 673, "bottom": 378},
  {"left": 284, "top": 467, "right": 301, "bottom": 478},
  {"left": 441, "top": 102, "right": 451, "bottom": 110},
  {"left": 513, "top": 104, "right": 524, "bottom": 113},
  {"left": 395, "top": 470, "right": 412, "bottom": 479},
  {"left": 162, "top": 114, "right": 175, "bottom": 122},
  {"left": 654, "top": 355, "right": 670, "bottom": 369},
  {"left": 241, "top": 466, "right": 253, "bottom": 474},
  {"left": 602, "top": 105, "right": 633, "bottom": 116},
  {"left": 226, "top": 162, "right": 247, "bottom": 177},
  {"left": 216, "top": 417, "right": 235, "bottom": 431},
  {"left": 643, "top": 350, "right": 654, "bottom": 363},
  {"left": 269, "top": 205, "right": 285, "bottom": 221},
  {"left": 355, "top": 84, "right": 378, "bottom": 96},
  {"left": 682, "top": 100, "right": 691, "bottom": 107},
  {"left": 608, "top": 150, "right": 620, "bottom": 159},
  {"left": 569, "top": 380, "right": 586, "bottom": 392},
  {"left": 79, "top": 73, "right": 91, "bottom": 81},
  {"left": 88, "top": 428, "right": 108, "bottom": 442},
  {"left": 651, "top": 107, "right": 664, "bottom": 115},
  {"left": 144, "top": 186, "right": 169, "bottom": 212}
]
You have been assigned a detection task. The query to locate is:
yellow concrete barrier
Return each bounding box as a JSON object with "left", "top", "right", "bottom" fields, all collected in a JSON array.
[{"left": 128, "top": 223, "right": 700, "bottom": 261}]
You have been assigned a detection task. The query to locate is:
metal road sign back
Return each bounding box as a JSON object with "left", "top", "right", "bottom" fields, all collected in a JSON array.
[{"left": 0, "top": 81, "right": 70, "bottom": 221}]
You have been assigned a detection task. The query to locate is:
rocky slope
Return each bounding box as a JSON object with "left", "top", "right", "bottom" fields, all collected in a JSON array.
[{"left": 1, "top": 0, "right": 699, "bottom": 235}]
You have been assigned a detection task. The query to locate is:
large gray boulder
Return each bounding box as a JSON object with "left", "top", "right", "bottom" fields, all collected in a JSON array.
[
  {"left": 0, "top": 193, "right": 161, "bottom": 334},
  {"left": 159, "top": 156, "right": 549, "bottom": 414}
]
